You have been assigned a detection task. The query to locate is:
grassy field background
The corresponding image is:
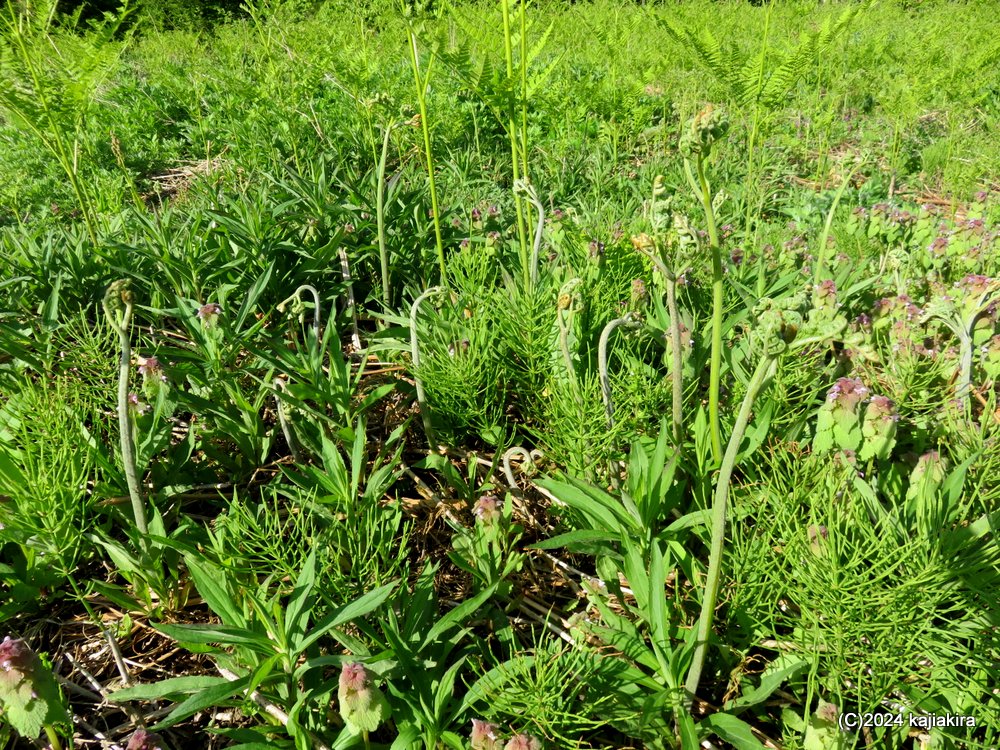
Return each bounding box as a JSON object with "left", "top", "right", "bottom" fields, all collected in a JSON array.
[{"left": 0, "top": 1, "right": 998, "bottom": 748}]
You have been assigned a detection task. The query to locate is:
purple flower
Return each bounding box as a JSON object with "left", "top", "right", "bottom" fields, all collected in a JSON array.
[
  {"left": 588, "top": 240, "right": 605, "bottom": 257},
  {"left": 126, "top": 729, "right": 166, "bottom": 750},
  {"left": 127, "top": 393, "right": 151, "bottom": 415},
  {"left": 812, "top": 279, "right": 837, "bottom": 311},
  {"left": 827, "top": 378, "right": 869, "bottom": 411},
  {"left": 471, "top": 207, "right": 482, "bottom": 222},
  {"left": 340, "top": 662, "right": 370, "bottom": 694},
  {"left": 344, "top": 223, "right": 355, "bottom": 234},
  {"left": 487, "top": 204, "right": 500, "bottom": 219},
  {"left": 197, "top": 302, "right": 222, "bottom": 327},
  {"left": 473, "top": 495, "right": 501, "bottom": 527},
  {"left": 866, "top": 395, "right": 898, "bottom": 422},
  {"left": 471, "top": 719, "right": 502, "bottom": 750},
  {"left": 0, "top": 636, "right": 34, "bottom": 675},
  {"left": 137, "top": 356, "right": 166, "bottom": 381},
  {"left": 460, "top": 238, "right": 470, "bottom": 250},
  {"left": 504, "top": 734, "right": 542, "bottom": 750},
  {"left": 929, "top": 236, "right": 950, "bottom": 256}
]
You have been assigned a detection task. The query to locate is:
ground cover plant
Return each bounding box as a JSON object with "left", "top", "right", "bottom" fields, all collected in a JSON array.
[{"left": 1, "top": 0, "right": 999, "bottom": 747}]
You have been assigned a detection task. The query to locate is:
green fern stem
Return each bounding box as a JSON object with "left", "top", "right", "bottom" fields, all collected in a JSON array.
[
  {"left": 410, "top": 286, "right": 445, "bottom": 451},
  {"left": 405, "top": 28, "right": 447, "bottom": 285},
  {"left": 377, "top": 122, "right": 398, "bottom": 309},
  {"left": 103, "top": 282, "right": 147, "bottom": 536},
  {"left": 684, "top": 352, "right": 777, "bottom": 706},
  {"left": 598, "top": 313, "right": 641, "bottom": 429},
  {"left": 518, "top": 0, "right": 533, "bottom": 250},
  {"left": 694, "top": 156, "right": 724, "bottom": 465},
  {"left": 501, "top": 0, "right": 530, "bottom": 282}
]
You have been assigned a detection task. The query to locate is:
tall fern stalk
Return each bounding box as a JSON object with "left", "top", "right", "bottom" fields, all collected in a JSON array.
[
  {"left": 404, "top": 22, "right": 447, "bottom": 284},
  {"left": 681, "top": 106, "right": 730, "bottom": 465},
  {"left": 684, "top": 352, "right": 778, "bottom": 705},
  {"left": 103, "top": 280, "right": 148, "bottom": 536},
  {"left": 501, "top": 0, "right": 529, "bottom": 281}
]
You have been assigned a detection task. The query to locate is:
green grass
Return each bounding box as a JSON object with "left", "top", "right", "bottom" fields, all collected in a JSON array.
[{"left": 1, "top": 0, "right": 999, "bottom": 748}]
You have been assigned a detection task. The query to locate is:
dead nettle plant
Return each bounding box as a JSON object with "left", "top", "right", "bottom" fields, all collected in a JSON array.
[{"left": 0, "top": 0, "right": 133, "bottom": 243}]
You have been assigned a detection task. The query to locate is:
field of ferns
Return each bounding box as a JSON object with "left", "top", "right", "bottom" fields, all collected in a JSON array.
[{"left": 0, "top": 0, "right": 998, "bottom": 748}]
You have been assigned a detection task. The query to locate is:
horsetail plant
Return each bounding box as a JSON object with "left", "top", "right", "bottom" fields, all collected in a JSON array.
[{"left": 102, "top": 279, "right": 147, "bottom": 535}]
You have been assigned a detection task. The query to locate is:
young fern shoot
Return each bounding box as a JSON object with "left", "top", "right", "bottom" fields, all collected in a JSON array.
[
  {"left": 102, "top": 280, "right": 147, "bottom": 536},
  {"left": 680, "top": 105, "right": 729, "bottom": 465}
]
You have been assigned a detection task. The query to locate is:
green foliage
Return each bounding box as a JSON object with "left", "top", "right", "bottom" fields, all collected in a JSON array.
[{"left": 0, "top": 0, "right": 999, "bottom": 747}]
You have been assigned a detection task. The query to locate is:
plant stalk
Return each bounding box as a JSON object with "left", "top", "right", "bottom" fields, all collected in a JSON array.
[
  {"left": 410, "top": 286, "right": 444, "bottom": 451},
  {"left": 501, "top": 0, "right": 529, "bottom": 281},
  {"left": 695, "top": 155, "right": 724, "bottom": 465},
  {"left": 405, "top": 27, "right": 446, "bottom": 284},
  {"left": 106, "top": 287, "right": 147, "bottom": 536},
  {"left": 377, "top": 123, "right": 395, "bottom": 308},
  {"left": 599, "top": 313, "right": 641, "bottom": 429},
  {"left": 684, "top": 353, "right": 777, "bottom": 705}
]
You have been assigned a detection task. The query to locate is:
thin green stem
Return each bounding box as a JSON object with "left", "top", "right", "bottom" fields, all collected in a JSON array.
[
  {"left": 695, "top": 156, "right": 724, "bottom": 465},
  {"left": 518, "top": 0, "right": 532, "bottom": 250},
  {"left": 665, "top": 274, "right": 684, "bottom": 446},
  {"left": 377, "top": 123, "right": 395, "bottom": 309},
  {"left": 410, "top": 286, "right": 444, "bottom": 451},
  {"left": 44, "top": 724, "right": 63, "bottom": 750},
  {"left": 501, "top": 0, "right": 529, "bottom": 281},
  {"left": 813, "top": 164, "right": 860, "bottom": 285},
  {"left": 104, "top": 284, "right": 147, "bottom": 536},
  {"left": 406, "top": 28, "right": 446, "bottom": 284},
  {"left": 684, "top": 353, "right": 778, "bottom": 706}
]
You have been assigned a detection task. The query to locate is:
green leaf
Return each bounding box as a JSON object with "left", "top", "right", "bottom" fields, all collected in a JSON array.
[
  {"left": 425, "top": 584, "right": 497, "bottom": 644},
  {"left": 185, "top": 556, "right": 245, "bottom": 628},
  {"left": 155, "top": 623, "right": 273, "bottom": 652},
  {"left": 538, "top": 477, "right": 637, "bottom": 534},
  {"left": 700, "top": 713, "right": 765, "bottom": 750},
  {"left": 151, "top": 673, "right": 252, "bottom": 730},
  {"left": 530, "top": 529, "right": 619, "bottom": 550},
  {"left": 285, "top": 550, "right": 317, "bottom": 650},
  {"left": 110, "top": 675, "right": 231, "bottom": 702},
  {"left": 298, "top": 582, "right": 397, "bottom": 653},
  {"left": 725, "top": 655, "right": 809, "bottom": 713}
]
